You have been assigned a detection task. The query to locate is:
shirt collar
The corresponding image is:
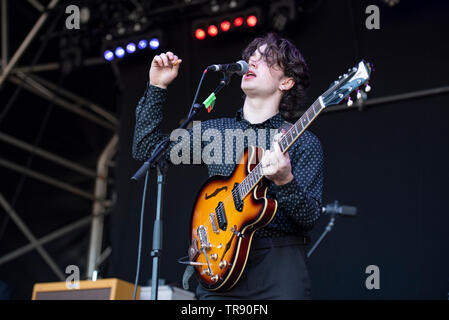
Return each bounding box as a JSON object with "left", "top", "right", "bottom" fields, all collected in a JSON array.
[{"left": 235, "top": 107, "right": 285, "bottom": 129}]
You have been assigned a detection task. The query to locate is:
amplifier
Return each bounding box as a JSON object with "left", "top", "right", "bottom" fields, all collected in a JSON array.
[{"left": 32, "top": 278, "right": 139, "bottom": 300}]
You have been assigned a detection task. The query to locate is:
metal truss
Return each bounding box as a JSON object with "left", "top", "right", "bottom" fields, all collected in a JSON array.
[
  {"left": 0, "top": 0, "right": 216, "bottom": 283},
  {"left": 0, "top": 0, "right": 118, "bottom": 281}
]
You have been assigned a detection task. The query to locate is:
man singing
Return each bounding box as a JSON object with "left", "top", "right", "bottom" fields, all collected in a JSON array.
[{"left": 132, "top": 33, "right": 323, "bottom": 299}]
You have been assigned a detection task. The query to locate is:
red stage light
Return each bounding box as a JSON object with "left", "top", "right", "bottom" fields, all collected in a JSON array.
[
  {"left": 207, "top": 25, "right": 218, "bottom": 37},
  {"left": 220, "top": 20, "right": 231, "bottom": 32},
  {"left": 233, "top": 17, "right": 244, "bottom": 27},
  {"left": 246, "top": 15, "right": 258, "bottom": 27},
  {"left": 195, "top": 28, "right": 206, "bottom": 40}
]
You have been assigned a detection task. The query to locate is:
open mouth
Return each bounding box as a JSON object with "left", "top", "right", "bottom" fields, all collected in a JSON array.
[{"left": 244, "top": 70, "right": 257, "bottom": 79}]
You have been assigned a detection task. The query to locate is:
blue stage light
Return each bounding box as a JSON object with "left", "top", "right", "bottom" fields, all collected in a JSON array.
[
  {"left": 104, "top": 50, "right": 114, "bottom": 61},
  {"left": 115, "top": 46, "right": 125, "bottom": 58},
  {"left": 149, "top": 38, "right": 160, "bottom": 49},
  {"left": 126, "top": 42, "right": 136, "bottom": 53},
  {"left": 138, "top": 40, "right": 148, "bottom": 49}
]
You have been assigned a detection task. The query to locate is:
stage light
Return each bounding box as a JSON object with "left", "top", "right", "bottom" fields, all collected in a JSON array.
[
  {"left": 382, "top": 0, "right": 400, "bottom": 6},
  {"left": 246, "top": 15, "right": 257, "bottom": 27},
  {"left": 220, "top": 20, "right": 231, "bottom": 32},
  {"left": 270, "top": 0, "right": 295, "bottom": 31},
  {"left": 126, "top": 42, "right": 136, "bottom": 53},
  {"left": 138, "top": 40, "right": 148, "bottom": 49},
  {"left": 80, "top": 7, "right": 90, "bottom": 24},
  {"left": 115, "top": 46, "right": 125, "bottom": 58},
  {"left": 104, "top": 50, "right": 114, "bottom": 61},
  {"left": 271, "top": 11, "right": 288, "bottom": 31},
  {"left": 233, "top": 17, "right": 244, "bottom": 27},
  {"left": 207, "top": 25, "right": 218, "bottom": 37},
  {"left": 195, "top": 28, "right": 206, "bottom": 40},
  {"left": 149, "top": 38, "right": 160, "bottom": 49}
]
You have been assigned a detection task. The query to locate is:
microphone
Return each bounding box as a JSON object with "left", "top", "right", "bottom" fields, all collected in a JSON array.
[
  {"left": 206, "top": 60, "right": 249, "bottom": 76},
  {"left": 322, "top": 201, "right": 357, "bottom": 217}
]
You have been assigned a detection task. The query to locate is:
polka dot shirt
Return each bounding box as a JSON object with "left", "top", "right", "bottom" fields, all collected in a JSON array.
[{"left": 133, "top": 84, "right": 324, "bottom": 239}]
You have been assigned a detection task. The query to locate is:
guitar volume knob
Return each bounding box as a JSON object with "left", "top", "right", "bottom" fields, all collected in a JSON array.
[
  {"left": 210, "top": 253, "right": 218, "bottom": 260},
  {"left": 219, "top": 260, "right": 228, "bottom": 269}
]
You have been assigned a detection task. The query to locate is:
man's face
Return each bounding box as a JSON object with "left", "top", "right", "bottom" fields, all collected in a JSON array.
[{"left": 241, "top": 44, "right": 286, "bottom": 97}]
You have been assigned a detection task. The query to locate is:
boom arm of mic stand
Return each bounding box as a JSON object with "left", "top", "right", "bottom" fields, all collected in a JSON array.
[
  {"left": 131, "top": 102, "right": 203, "bottom": 181},
  {"left": 307, "top": 214, "right": 336, "bottom": 258}
]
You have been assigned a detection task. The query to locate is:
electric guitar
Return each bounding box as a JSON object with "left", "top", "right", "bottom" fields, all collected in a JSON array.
[{"left": 188, "top": 60, "right": 373, "bottom": 291}]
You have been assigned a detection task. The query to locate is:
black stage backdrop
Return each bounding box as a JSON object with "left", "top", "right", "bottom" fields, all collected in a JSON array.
[{"left": 109, "top": 0, "right": 449, "bottom": 299}]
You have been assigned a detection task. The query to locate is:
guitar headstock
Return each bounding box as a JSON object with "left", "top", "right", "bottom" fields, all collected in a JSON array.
[{"left": 321, "top": 60, "right": 373, "bottom": 108}]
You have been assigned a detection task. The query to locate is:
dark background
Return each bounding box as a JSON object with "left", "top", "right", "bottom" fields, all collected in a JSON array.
[{"left": 0, "top": 0, "right": 448, "bottom": 299}]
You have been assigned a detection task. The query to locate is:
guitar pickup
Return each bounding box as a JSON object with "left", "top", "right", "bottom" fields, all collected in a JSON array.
[
  {"left": 215, "top": 202, "right": 227, "bottom": 231},
  {"left": 232, "top": 183, "right": 243, "bottom": 212}
]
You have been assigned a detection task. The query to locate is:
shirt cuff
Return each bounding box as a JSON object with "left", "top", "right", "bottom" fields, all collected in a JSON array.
[
  {"left": 147, "top": 82, "right": 168, "bottom": 91},
  {"left": 273, "top": 178, "right": 305, "bottom": 202},
  {"left": 144, "top": 82, "right": 168, "bottom": 103}
]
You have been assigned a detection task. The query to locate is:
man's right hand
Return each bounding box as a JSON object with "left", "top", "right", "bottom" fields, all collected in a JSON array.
[{"left": 149, "top": 51, "right": 182, "bottom": 89}]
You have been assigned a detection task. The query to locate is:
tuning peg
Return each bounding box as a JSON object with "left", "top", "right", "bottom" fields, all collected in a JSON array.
[
  {"left": 347, "top": 96, "right": 353, "bottom": 107},
  {"left": 356, "top": 90, "right": 362, "bottom": 100},
  {"left": 364, "top": 83, "right": 371, "bottom": 92}
]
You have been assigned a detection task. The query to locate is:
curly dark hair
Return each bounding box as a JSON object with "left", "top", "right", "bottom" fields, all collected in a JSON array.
[{"left": 241, "top": 33, "right": 311, "bottom": 122}]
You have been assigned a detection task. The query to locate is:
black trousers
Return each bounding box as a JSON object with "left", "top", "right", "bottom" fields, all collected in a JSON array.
[{"left": 196, "top": 236, "right": 312, "bottom": 300}]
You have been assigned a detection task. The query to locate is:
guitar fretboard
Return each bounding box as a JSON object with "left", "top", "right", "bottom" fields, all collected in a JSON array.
[{"left": 237, "top": 97, "right": 325, "bottom": 199}]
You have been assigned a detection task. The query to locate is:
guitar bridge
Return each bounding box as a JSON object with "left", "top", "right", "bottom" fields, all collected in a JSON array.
[{"left": 209, "top": 213, "right": 219, "bottom": 234}]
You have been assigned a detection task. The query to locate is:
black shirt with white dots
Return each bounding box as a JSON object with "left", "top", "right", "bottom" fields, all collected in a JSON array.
[{"left": 132, "top": 84, "right": 324, "bottom": 239}]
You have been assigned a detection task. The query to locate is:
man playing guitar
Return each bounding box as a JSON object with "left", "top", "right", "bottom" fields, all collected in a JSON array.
[{"left": 132, "top": 33, "right": 324, "bottom": 299}]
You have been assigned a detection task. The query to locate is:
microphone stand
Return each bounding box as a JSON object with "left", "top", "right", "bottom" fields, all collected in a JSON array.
[
  {"left": 307, "top": 216, "right": 335, "bottom": 258},
  {"left": 307, "top": 201, "right": 357, "bottom": 258},
  {"left": 130, "top": 70, "right": 233, "bottom": 300}
]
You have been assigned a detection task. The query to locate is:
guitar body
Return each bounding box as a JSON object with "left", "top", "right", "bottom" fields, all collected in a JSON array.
[{"left": 189, "top": 146, "right": 277, "bottom": 291}]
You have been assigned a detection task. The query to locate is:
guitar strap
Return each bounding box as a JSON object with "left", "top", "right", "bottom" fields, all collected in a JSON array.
[{"left": 182, "top": 264, "right": 196, "bottom": 290}]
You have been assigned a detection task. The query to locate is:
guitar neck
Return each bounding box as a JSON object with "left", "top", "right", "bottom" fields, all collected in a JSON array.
[
  {"left": 279, "top": 97, "right": 325, "bottom": 154},
  {"left": 238, "top": 97, "right": 325, "bottom": 199}
]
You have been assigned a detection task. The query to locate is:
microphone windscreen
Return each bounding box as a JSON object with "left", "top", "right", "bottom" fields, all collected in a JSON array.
[{"left": 236, "top": 60, "right": 249, "bottom": 76}]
